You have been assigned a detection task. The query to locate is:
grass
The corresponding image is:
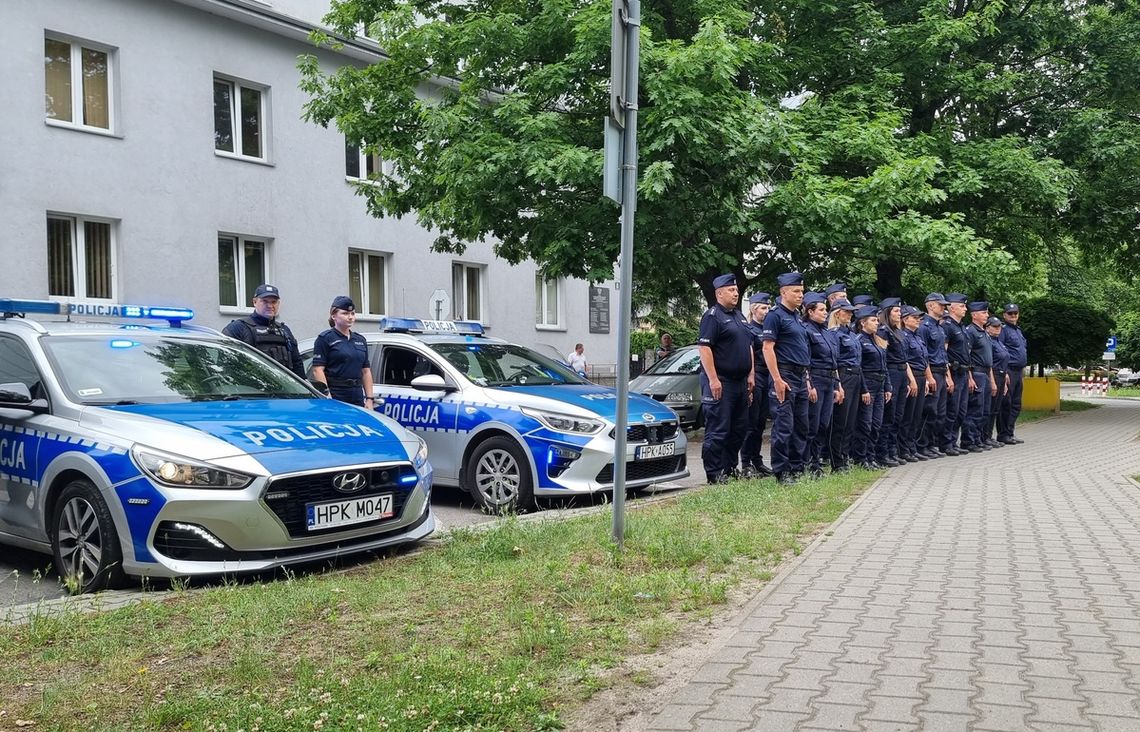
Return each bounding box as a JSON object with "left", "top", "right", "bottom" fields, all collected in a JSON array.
[
  {"left": 0, "top": 470, "right": 878, "bottom": 731},
  {"left": 1109, "top": 387, "right": 1140, "bottom": 398},
  {"left": 1019, "top": 398, "right": 1099, "bottom": 423}
]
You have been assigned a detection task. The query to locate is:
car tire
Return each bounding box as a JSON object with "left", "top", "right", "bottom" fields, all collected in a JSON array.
[
  {"left": 50, "top": 479, "right": 128, "bottom": 594},
  {"left": 464, "top": 436, "right": 534, "bottom": 514}
]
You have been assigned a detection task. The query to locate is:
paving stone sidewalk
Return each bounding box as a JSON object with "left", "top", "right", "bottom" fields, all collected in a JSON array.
[{"left": 643, "top": 400, "right": 1140, "bottom": 731}]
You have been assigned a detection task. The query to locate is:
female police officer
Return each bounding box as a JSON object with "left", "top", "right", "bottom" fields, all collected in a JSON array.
[
  {"left": 310, "top": 295, "right": 375, "bottom": 408},
  {"left": 852, "top": 306, "right": 892, "bottom": 469}
]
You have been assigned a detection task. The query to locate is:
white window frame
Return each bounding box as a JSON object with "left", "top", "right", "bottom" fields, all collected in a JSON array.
[
  {"left": 348, "top": 249, "right": 389, "bottom": 320},
  {"left": 345, "top": 138, "right": 395, "bottom": 182},
  {"left": 44, "top": 33, "right": 118, "bottom": 135},
  {"left": 452, "top": 262, "right": 485, "bottom": 323},
  {"left": 213, "top": 74, "right": 270, "bottom": 163},
  {"left": 217, "top": 234, "right": 271, "bottom": 314},
  {"left": 46, "top": 213, "right": 118, "bottom": 302},
  {"left": 534, "top": 272, "right": 563, "bottom": 331}
]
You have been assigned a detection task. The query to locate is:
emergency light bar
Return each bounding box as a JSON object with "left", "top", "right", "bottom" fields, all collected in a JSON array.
[
  {"left": 0, "top": 298, "right": 194, "bottom": 326},
  {"left": 378, "top": 317, "right": 485, "bottom": 336}
]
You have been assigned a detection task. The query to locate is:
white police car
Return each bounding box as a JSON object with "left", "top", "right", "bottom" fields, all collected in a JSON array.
[
  {"left": 300, "top": 319, "right": 688, "bottom": 513},
  {"left": 0, "top": 299, "right": 433, "bottom": 594}
]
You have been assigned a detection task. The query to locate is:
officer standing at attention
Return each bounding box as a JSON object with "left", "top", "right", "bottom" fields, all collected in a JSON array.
[
  {"left": 804, "top": 292, "right": 843, "bottom": 478},
  {"left": 998, "top": 303, "right": 1027, "bottom": 444},
  {"left": 740, "top": 292, "right": 774, "bottom": 478},
  {"left": 918, "top": 294, "right": 951, "bottom": 458},
  {"left": 941, "top": 293, "right": 971, "bottom": 455},
  {"left": 986, "top": 316, "right": 1011, "bottom": 446},
  {"left": 222, "top": 283, "right": 305, "bottom": 378},
  {"left": 762, "top": 272, "right": 812, "bottom": 485},
  {"left": 825, "top": 282, "right": 847, "bottom": 308},
  {"left": 962, "top": 301, "right": 997, "bottom": 452},
  {"left": 697, "top": 274, "right": 754, "bottom": 484},
  {"left": 310, "top": 296, "right": 375, "bottom": 408}
]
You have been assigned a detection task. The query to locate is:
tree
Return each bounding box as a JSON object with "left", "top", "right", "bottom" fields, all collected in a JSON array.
[
  {"left": 300, "top": 0, "right": 1140, "bottom": 305},
  {"left": 1019, "top": 296, "right": 1113, "bottom": 373}
]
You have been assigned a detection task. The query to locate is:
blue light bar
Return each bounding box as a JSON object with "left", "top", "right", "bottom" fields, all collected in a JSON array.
[
  {"left": 0, "top": 299, "right": 64, "bottom": 316},
  {"left": 0, "top": 298, "right": 194, "bottom": 326},
  {"left": 377, "top": 317, "right": 485, "bottom": 336}
]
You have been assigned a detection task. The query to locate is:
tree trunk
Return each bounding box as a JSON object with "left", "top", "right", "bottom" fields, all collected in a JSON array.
[{"left": 874, "top": 257, "right": 903, "bottom": 298}]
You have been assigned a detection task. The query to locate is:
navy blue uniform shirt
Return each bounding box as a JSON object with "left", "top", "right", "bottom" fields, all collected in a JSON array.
[
  {"left": 880, "top": 326, "right": 908, "bottom": 366},
  {"left": 698, "top": 303, "right": 753, "bottom": 379},
  {"left": 312, "top": 328, "right": 370, "bottom": 379},
  {"left": 761, "top": 301, "right": 811, "bottom": 368},
  {"left": 835, "top": 325, "right": 863, "bottom": 369},
  {"left": 746, "top": 320, "right": 768, "bottom": 375},
  {"left": 805, "top": 319, "right": 839, "bottom": 370},
  {"left": 858, "top": 331, "right": 890, "bottom": 383},
  {"left": 991, "top": 334, "right": 1010, "bottom": 373},
  {"left": 918, "top": 314, "right": 948, "bottom": 367},
  {"left": 942, "top": 317, "right": 969, "bottom": 366},
  {"left": 999, "top": 324, "right": 1027, "bottom": 367},
  {"left": 965, "top": 322, "right": 994, "bottom": 369},
  {"left": 903, "top": 328, "right": 929, "bottom": 371}
]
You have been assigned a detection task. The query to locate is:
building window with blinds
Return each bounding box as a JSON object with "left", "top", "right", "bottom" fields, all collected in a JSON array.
[
  {"left": 44, "top": 35, "right": 114, "bottom": 132},
  {"left": 348, "top": 250, "right": 387, "bottom": 317},
  {"left": 214, "top": 76, "right": 267, "bottom": 161},
  {"left": 534, "top": 273, "right": 561, "bottom": 328},
  {"left": 47, "top": 215, "right": 115, "bottom": 300},
  {"left": 451, "top": 263, "right": 484, "bottom": 322},
  {"left": 217, "top": 235, "right": 268, "bottom": 308}
]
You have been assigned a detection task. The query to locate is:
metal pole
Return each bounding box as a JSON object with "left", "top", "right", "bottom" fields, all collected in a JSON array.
[{"left": 611, "top": 0, "right": 640, "bottom": 548}]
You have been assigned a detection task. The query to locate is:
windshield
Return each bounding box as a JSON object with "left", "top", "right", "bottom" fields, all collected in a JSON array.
[
  {"left": 42, "top": 335, "right": 316, "bottom": 404},
  {"left": 646, "top": 347, "right": 702, "bottom": 375},
  {"left": 429, "top": 342, "right": 588, "bottom": 387}
]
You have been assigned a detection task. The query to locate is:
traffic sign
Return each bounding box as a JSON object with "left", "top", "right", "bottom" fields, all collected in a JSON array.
[
  {"left": 1106, "top": 335, "right": 1118, "bottom": 351},
  {"left": 1104, "top": 351, "right": 1117, "bottom": 361},
  {"left": 428, "top": 289, "right": 451, "bottom": 321},
  {"left": 610, "top": 0, "right": 628, "bottom": 128}
]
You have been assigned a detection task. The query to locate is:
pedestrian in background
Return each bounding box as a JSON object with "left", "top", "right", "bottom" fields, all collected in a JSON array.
[
  {"left": 310, "top": 296, "right": 374, "bottom": 408},
  {"left": 698, "top": 274, "right": 753, "bottom": 484},
  {"left": 566, "top": 343, "right": 588, "bottom": 375},
  {"left": 762, "top": 272, "right": 812, "bottom": 485},
  {"left": 740, "top": 292, "right": 774, "bottom": 478},
  {"left": 998, "top": 303, "right": 1027, "bottom": 444},
  {"left": 828, "top": 299, "right": 865, "bottom": 472},
  {"left": 222, "top": 283, "right": 305, "bottom": 378},
  {"left": 804, "top": 292, "right": 842, "bottom": 478},
  {"left": 655, "top": 332, "right": 675, "bottom": 362}
]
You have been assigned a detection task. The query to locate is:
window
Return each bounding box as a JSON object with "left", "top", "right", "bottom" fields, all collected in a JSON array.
[
  {"left": 348, "top": 250, "right": 387, "bottom": 316},
  {"left": 45, "top": 35, "right": 114, "bottom": 132},
  {"left": 217, "top": 235, "right": 268, "bottom": 308},
  {"left": 452, "top": 263, "right": 484, "bottom": 321},
  {"left": 345, "top": 139, "right": 392, "bottom": 180},
  {"left": 214, "top": 76, "right": 266, "bottom": 160},
  {"left": 0, "top": 337, "right": 47, "bottom": 401},
  {"left": 381, "top": 347, "right": 442, "bottom": 387},
  {"left": 47, "top": 214, "right": 115, "bottom": 300},
  {"left": 534, "top": 273, "right": 561, "bottom": 328}
]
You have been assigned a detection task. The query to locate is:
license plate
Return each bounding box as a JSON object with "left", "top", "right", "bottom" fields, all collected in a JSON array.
[
  {"left": 635, "top": 442, "right": 676, "bottom": 460},
  {"left": 306, "top": 494, "right": 394, "bottom": 531}
]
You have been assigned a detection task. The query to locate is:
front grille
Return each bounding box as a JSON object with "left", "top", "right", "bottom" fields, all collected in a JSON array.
[
  {"left": 609, "top": 421, "right": 679, "bottom": 443},
  {"left": 596, "top": 455, "right": 686, "bottom": 484},
  {"left": 263, "top": 464, "right": 417, "bottom": 538}
]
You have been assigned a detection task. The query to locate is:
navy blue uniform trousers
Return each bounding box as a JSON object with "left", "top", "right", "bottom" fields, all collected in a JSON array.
[
  {"left": 998, "top": 369, "right": 1023, "bottom": 439},
  {"left": 769, "top": 369, "right": 809, "bottom": 476},
  {"left": 701, "top": 374, "right": 750, "bottom": 480},
  {"left": 964, "top": 370, "right": 992, "bottom": 447},
  {"left": 879, "top": 367, "right": 908, "bottom": 460},
  {"left": 740, "top": 371, "right": 770, "bottom": 470},
  {"left": 853, "top": 372, "right": 886, "bottom": 466},
  {"left": 807, "top": 374, "right": 837, "bottom": 471},
  {"left": 830, "top": 369, "right": 863, "bottom": 469},
  {"left": 945, "top": 368, "right": 970, "bottom": 449},
  {"left": 920, "top": 371, "right": 948, "bottom": 450},
  {"left": 902, "top": 381, "right": 926, "bottom": 456},
  {"left": 988, "top": 370, "right": 1007, "bottom": 440}
]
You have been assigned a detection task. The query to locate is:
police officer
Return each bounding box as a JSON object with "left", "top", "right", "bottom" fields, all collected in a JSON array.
[
  {"left": 941, "top": 293, "right": 971, "bottom": 455},
  {"left": 762, "top": 272, "right": 812, "bottom": 484},
  {"left": 740, "top": 292, "right": 774, "bottom": 478},
  {"left": 962, "top": 301, "right": 997, "bottom": 452},
  {"left": 804, "top": 292, "right": 842, "bottom": 477},
  {"left": 311, "top": 295, "right": 375, "bottom": 408},
  {"left": 824, "top": 282, "right": 847, "bottom": 307},
  {"left": 900, "top": 306, "right": 935, "bottom": 461},
  {"left": 698, "top": 274, "right": 754, "bottom": 484},
  {"left": 222, "top": 283, "right": 305, "bottom": 378},
  {"left": 998, "top": 303, "right": 1027, "bottom": 444},
  {"left": 878, "top": 298, "right": 913, "bottom": 467},
  {"left": 852, "top": 305, "right": 891, "bottom": 468},
  {"left": 987, "top": 316, "right": 1011, "bottom": 446},
  {"left": 918, "top": 293, "right": 952, "bottom": 458},
  {"left": 829, "top": 299, "right": 866, "bottom": 472}
]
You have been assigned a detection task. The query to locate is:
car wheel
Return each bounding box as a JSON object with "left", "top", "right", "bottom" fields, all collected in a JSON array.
[
  {"left": 464, "top": 436, "right": 534, "bottom": 514},
  {"left": 51, "top": 479, "right": 127, "bottom": 594}
]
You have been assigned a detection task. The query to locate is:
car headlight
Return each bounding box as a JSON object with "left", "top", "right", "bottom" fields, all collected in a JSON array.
[
  {"left": 132, "top": 447, "right": 253, "bottom": 489},
  {"left": 521, "top": 407, "right": 605, "bottom": 435},
  {"left": 666, "top": 391, "right": 694, "bottom": 402},
  {"left": 412, "top": 437, "right": 428, "bottom": 469}
]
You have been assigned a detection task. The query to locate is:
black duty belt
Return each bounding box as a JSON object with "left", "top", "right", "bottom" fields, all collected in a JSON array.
[
  {"left": 810, "top": 368, "right": 839, "bottom": 379},
  {"left": 780, "top": 366, "right": 809, "bottom": 376},
  {"left": 950, "top": 364, "right": 968, "bottom": 374},
  {"left": 327, "top": 377, "right": 361, "bottom": 387},
  {"left": 838, "top": 366, "right": 862, "bottom": 376}
]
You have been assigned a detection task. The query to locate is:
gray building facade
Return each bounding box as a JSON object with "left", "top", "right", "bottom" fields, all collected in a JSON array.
[{"left": 2, "top": 0, "right": 620, "bottom": 365}]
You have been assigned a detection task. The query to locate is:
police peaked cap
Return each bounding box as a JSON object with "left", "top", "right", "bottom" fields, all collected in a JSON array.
[
  {"left": 968, "top": 301, "right": 989, "bottom": 312},
  {"left": 945, "top": 293, "right": 968, "bottom": 304},
  {"left": 824, "top": 282, "right": 847, "bottom": 296},
  {"left": 802, "top": 292, "right": 826, "bottom": 307},
  {"left": 901, "top": 305, "right": 922, "bottom": 318},
  {"left": 1004, "top": 303, "right": 1019, "bottom": 313},
  {"left": 879, "top": 297, "right": 902, "bottom": 309},
  {"left": 853, "top": 305, "right": 879, "bottom": 320},
  {"left": 852, "top": 295, "right": 875, "bottom": 306},
  {"left": 925, "top": 292, "right": 950, "bottom": 305},
  {"left": 331, "top": 295, "right": 356, "bottom": 310},
  {"left": 254, "top": 283, "right": 281, "bottom": 298},
  {"left": 712, "top": 273, "right": 736, "bottom": 289},
  {"left": 748, "top": 292, "right": 771, "bottom": 305},
  {"left": 986, "top": 316, "right": 1003, "bottom": 327},
  {"left": 777, "top": 272, "right": 804, "bottom": 288},
  {"left": 831, "top": 299, "right": 856, "bottom": 312}
]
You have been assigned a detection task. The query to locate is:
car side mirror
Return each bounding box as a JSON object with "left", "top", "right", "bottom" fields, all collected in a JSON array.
[
  {"left": 0, "top": 382, "right": 48, "bottom": 413},
  {"left": 410, "top": 374, "right": 454, "bottom": 392}
]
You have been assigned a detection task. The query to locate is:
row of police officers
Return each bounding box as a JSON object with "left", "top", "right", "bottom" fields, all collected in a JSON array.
[{"left": 698, "top": 273, "right": 1028, "bottom": 485}]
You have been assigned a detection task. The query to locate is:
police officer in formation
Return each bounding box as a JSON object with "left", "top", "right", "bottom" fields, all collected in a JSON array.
[
  {"left": 310, "top": 295, "right": 376, "bottom": 408},
  {"left": 223, "top": 283, "right": 305, "bottom": 378},
  {"left": 697, "top": 274, "right": 754, "bottom": 484},
  {"left": 701, "top": 280, "right": 1029, "bottom": 484}
]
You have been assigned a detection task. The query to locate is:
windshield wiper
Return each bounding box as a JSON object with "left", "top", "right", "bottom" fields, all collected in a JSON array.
[{"left": 85, "top": 399, "right": 143, "bottom": 406}]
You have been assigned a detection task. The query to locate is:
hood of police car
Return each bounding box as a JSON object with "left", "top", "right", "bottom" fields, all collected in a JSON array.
[
  {"left": 487, "top": 384, "right": 678, "bottom": 424},
  {"left": 82, "top": 399, "right": 417, "bottom": 473}
]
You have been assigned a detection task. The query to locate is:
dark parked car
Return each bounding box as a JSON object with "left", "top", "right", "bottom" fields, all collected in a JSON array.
[{"left": 630, "top": 344, "right": 703, "bottom": 428}]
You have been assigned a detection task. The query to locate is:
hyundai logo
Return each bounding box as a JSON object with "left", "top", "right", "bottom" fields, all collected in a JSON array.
[
  {"left": 332, "top": 471, "right": 367, "bottom": 493},
  {"left": 643, "top": 413, "right": 656, "bottom": 422}
]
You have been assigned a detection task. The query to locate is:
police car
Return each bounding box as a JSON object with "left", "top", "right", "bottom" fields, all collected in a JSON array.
[
  {"left": 0, "top": 299, "right": 434, "bottom": 594},
  {"left": 300, "top": 319, "right": 688, "bottom": 513}
]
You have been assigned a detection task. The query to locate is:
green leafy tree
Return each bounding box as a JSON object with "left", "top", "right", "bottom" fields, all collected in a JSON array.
[
  {"left": 1019, "top": 297, "right": 1113, "bottom": 374},
  {"left": 301, "top": 0, "right": 1139, "bottom": 305}
]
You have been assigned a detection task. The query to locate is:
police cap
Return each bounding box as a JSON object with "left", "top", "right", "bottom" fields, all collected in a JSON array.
[
  {"left": 777, "top": 272, "right": 805, "bottom": 288},
  {"left": 925, "top": 292, "right": 950, "bottom": 305},
  {"left": 824, "top": 282, "right": 847, "bottom": 297},
  {"left": 712, "top": 273, "right": 736, "bottom": 289},
  {"left": 852, "top": 295, "right": 875, "bottom": 306},
  {"left": 986, "top": 316, "right": 1003, "bottom": 327},
  {"left": 330, "top": 295, "right": 356, "bottom": 311},
  {"left": 879, "top": 297, "right": 902, "bottom": 309},
  {"left": 832, "top": 299, "right": 856, "bottom": 312},
  {"left": 853, "top": 305, "right": 878, "bottom": 321},
  {"left": 803, "top": 292, "right": 826, "bottom": 307},
  {"left": 901, "top": 305, "right": 922, "bottom": 318},
  {"left": 254, "top": 283, "right": 281, "bottom": 299},
  {"left": 1004, "top": 303, "right": 1019, "bottom": 314},
  {"left": 748, "top": 292, "right": 771, "bottom": 305},
  {"left": 968, "top": 301, "right": 989, "bottom": 312},
  {"left": 946, "top": 293, "right": 968, "bottom": 304}
]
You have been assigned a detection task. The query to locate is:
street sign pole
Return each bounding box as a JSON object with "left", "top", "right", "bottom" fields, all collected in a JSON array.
[{"left": 610, "top": 0, "right": 640, "bottom": 549}]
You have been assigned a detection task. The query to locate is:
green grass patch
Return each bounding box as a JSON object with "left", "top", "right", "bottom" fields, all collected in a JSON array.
[
  {"left": 1018, "top": 399, "right": 1099, "bottom": 423},
  {"left": 0, "top": 471, "right": 878, "bottom": 731},
  {"left": 1109, "top": 387, "right": 1140, "bottom": 398},
  {"left": 1061, "top": 399, "right": 1099, "bottom": 411}
]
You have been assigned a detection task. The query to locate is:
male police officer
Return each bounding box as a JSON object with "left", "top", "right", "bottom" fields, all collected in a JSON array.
[
  {"left": 918, "top": 293, "right": 951, "bottom": 457},
  {"left": 998, "top": 303, "right": 1027, "bottom": 444},
  {"left": 941, "top": 293, "right": 970, "bottom": 455},
  {"left": 740, "top": 292, "right": 774, "bottom": 477},
  {"left": 698, "top": 274, "right": 754, "bottom": 484},
  {"left": 987, "top": 316, "right": 1011, "bottom": 445},
  {"left": 825, "top": 282, "right": 847, "bottom": 307},
  {"left": 222, "top": 283, "right": 305, "bottom": 378},
  {"left": 962, "top": 301, "right": 997, "bottom": 452},
  {"left": 762, "top": 272, "right": 812, "bottom": 485}
]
